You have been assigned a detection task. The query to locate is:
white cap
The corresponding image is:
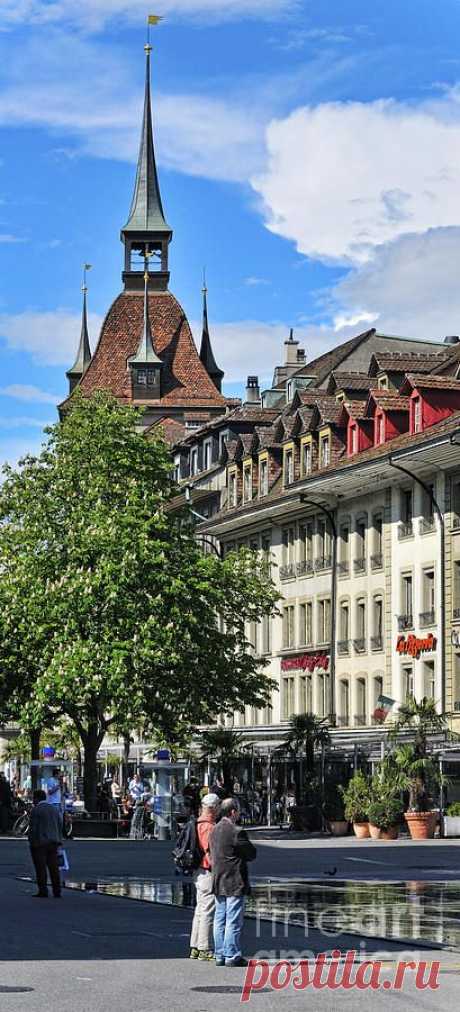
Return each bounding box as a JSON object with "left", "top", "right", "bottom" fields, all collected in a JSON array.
[{"left": 201, "top": 793, "right": 220, "bottom": 808}]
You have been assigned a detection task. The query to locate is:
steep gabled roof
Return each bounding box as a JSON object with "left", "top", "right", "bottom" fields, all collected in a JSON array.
[
  {"left": 401, "top": 373, "right": 460, "bottom": 394},
  {"left": 368, "top": 351, "right": 447, "bottom": 378},
  {"left": 367, "top": 389, "right": 411, "bottom": 413}
]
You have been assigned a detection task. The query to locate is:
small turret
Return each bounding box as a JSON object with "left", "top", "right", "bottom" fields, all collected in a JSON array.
[
  {"left": 66, "top": 265, "right": 92, "bottom": 393},
  {"left": 199, "top": 279, "right": 224, "bottom": 392},
  {"left": 128, "top": 253, "right": 163, "bottom": 400}
]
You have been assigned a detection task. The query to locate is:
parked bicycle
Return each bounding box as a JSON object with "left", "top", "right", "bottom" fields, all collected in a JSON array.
[{"left": 12, "top": 803, "right": 73, "bottom": 839}]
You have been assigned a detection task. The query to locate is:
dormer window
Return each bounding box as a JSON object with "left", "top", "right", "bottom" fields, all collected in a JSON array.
[
  {"left": 378, "top": 375, "right": 388, "bottom": 390},
  {"left": 190, "top": 448, "right": 198, "bottom": 476},
  {"left": 137, "top": 369, "right": 147, "bottom": 386},
  {"left": 301, "top": 440, "right": 312, "bottom": 476},
  {"left": 320, "top": 434, "right": 330, "bottom": 469},
  {"left": 284, "top": 448, "right": 294, "bottom": 486},
  {"left": 243, "top": 464, "right": 252, "bottom": 503},
  {"left": 414, "top": 396, "right": 422, "bottom": 433},
  {"left": 203, "top": 439, "right": 212, "bottom": 470},
  {"left": 229, "top": 470, "right": 237, "bottom": 508},
  {"left": 146, "top": 369, "right": 157, "bottom": 387},
  {"left": 259, "top": 457, "right": 268, "bottom": 497}
]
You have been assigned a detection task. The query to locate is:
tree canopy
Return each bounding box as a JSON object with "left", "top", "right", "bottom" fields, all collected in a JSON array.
[{"left": 0, "top": 392, "right": 278, "bottom": 807}]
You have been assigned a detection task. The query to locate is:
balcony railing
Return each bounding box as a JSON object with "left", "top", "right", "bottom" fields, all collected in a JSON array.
[
  {"left": 370, "top": 553, "right": 383, "bottom": 571},
  {"left": 280, "top": 563, "right": 296, "bottom": 580},
  {"left": 398, "top": 521, "right": 414, "bottom": 540},
  {"left": 353, "top": 638, "right": 366, "bottom": 653},
  {"left": 296, "top": 560, "right": 313, "bottom": 577},
  {"left": 453, "top": 516, "right": 460, "bottom": 531},
  {"left": 453, "top": 608, "right": 460, "bottom": 621},
  {"left": 455, "top": 701, "right": 460, "bottom": 712},
  {"left": 419, "top": 610, "right": 435, "bottom": 628},
  {"left": 420, "top": 517, "right": 435, "bottom": 535},
  {"left": 353, "top": 558, "right": 367, "bottom": 574},
  {"left": 315, "top": 556, "right": 332, "bottom": 571},
  {"left": 337, "top": 639, "right": 350, "bottom": 656},
  {"left": 370, "top": 635, "right": 383, "bottom": 651},
  {"left": 337, "top": 561, "right": 349, "bottom": 576},
  {"left": 397, "top": 613, "right": 413, "bottom": 631},
  {"left": 354, "top": 714, "right": 367, "bottom": 727},
  {"left": 337, "top": 715, "right": 350, "bottom": 728}
]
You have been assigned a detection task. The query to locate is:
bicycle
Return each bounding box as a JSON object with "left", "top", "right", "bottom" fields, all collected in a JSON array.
[{"left": 12, "top": 804, "right": 73, "bottom": 839}]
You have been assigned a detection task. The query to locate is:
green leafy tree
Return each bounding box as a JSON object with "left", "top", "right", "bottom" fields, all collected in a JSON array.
[{"left": 0, "top": 393, "right": 277, "bottom": 810}]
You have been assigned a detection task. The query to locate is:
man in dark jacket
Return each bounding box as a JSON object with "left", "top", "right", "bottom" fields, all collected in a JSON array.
[
  {"left": 209, "top": 797, "right": 256, "bottom": 967},
  {"left": 0, "top": 773, "right": 12, "bottom": 834},
  {"left": 28, "top": 789, "right": 62, "bottom": 898}
]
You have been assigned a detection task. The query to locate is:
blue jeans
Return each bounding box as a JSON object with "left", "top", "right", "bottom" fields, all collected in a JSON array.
[{"left": 214, "top": 895, "right": 245, "bottom": 963}]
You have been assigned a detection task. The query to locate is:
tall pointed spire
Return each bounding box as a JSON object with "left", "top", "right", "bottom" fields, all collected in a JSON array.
[
  {"left": 123, "top": 44, "right": 170, "bottom": 234},
  {"left": 199, "top": 274, "right": 224, "bottom": 393},
  {"left": 67, "top": 266, "right": 92, "bottom": 393}
]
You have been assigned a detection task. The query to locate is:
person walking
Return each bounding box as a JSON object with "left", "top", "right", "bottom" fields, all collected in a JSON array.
[
  {"left": 28, "top": 789, "right": 63, "bottom": 898},
  {"left": 189, "top": 793, "right": 220, "bottom": 961},
  {"left": 209, "top": 797, "right": 256, "bottom": 967}
]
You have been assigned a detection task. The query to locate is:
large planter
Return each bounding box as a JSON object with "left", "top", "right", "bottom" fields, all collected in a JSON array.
[
  {"left": 404, "top": 811, "right": 437, "bottom": 840},
  {"left": 369, "top": 823, "right": 382, "bottom": 840},
  {"left": 353, "top": 822, "right": 370, "bottom": 839},
  {"left": 443, "top": 815, "right": 460, "bottom": 838},
  {"left": 329, "top": 819, "right": 349, "bottom": 837},
  {"left": 380, "top": 825, "right": 398, "bottom": 841}
]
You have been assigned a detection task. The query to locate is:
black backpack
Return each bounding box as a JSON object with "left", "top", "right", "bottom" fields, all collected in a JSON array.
[{"left": 172, "top": 816, "right": 204, "bottom": 876}]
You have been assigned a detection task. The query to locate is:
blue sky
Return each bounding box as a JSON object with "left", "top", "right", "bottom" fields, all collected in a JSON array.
[{"left": 2, "top": 0, "right": 460, "bottom": 465}]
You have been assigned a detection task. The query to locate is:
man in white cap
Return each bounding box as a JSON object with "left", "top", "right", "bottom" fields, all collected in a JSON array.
[{"left": 190, "top": 792, "right": 220, "bottom": 961}]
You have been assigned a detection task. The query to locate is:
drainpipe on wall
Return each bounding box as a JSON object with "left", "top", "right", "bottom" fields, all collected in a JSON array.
[
  {"left": 299, "top": 495, "right": 338, "bottom": 725},
  {"left": 388, "top": 457, "right": 446, "bottom": 716}
]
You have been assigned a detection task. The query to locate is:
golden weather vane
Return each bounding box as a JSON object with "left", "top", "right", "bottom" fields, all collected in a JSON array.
[{"left": 146, "top": 13, "right": 164, "bottom": 49}]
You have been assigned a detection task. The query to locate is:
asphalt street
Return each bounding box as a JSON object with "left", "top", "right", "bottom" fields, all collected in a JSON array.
[{"left": 1, "top": 836, "right": 459, "bottom": 1011}]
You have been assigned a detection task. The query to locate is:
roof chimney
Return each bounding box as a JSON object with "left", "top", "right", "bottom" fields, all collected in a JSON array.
[
  {"left": 284, "top": 327, "right": 299, "bottom": 365},
  {"left": 244, "top": 375, "right": 261, "bottom": 406}
]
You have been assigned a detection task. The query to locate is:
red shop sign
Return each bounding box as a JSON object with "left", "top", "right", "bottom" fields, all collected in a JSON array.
[
  {"left": 281, "top": 653, "right": 330, "bottom": 673},
  {"left": 396, "top": 633, "right": 437, "bottom": 659}
]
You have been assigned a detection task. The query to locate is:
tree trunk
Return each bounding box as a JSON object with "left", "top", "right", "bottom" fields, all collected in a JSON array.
[
  {"left": 122, "top": 734, "right": 132, "bottom": 789},
  {"left": 82, "top": 726, "right": 104, "bottom": 812},
  {"left": 30, "top": 728, "right": 41, "bottom": 791}
]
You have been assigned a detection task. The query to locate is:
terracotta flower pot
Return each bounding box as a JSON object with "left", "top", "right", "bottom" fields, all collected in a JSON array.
[
  {"left": 368, "top": 823, "right": 381, "bottom": 840},
  {"left": 353, "top": 822, "right": 370, "bottom": 839},
  {"left": 380, "top": 825, "right": 398, "bottom": 841},
  {"left": 404, "top": 811, "right": 437, "bottom": 840}
]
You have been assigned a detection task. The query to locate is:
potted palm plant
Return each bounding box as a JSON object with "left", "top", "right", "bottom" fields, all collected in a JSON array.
[
  {"left": 391, "top": 697, "right": 445, "bottom": 840},
  {"left": 340, "top": 771, "right": 371, "bottom": 838},
  {"left": 280, "top": 714, "right": 331, "bottom": 831},
  {"left": 368, "top": 756, "right": 404, "bottom": 840}
]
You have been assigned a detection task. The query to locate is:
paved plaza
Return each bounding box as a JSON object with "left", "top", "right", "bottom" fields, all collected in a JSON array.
[{"left": 1, "top": 834, "right": 460, "bottom": 1011}]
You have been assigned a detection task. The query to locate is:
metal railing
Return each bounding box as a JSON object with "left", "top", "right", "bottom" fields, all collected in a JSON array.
[
  {"left": 398, "top": 521, "right": 413, "bottom": 539},
  {"left": 370, "top": 635, "right": 383, "bottom": 650},
  {"left": 453, "top": 608, "right": 460, "bottom": 621},
  {"left": 397, "top": 613, "right": 413, "bottom": 631},
  {"left": 296, "top": 560, "right": 313, "bottom": 577},
  {"left": 353, "top": 638, "right": 366, "bottom": 653},
  {"left": 370, "top": 553, "right": 383, "bottom": 570},
  {"left": 354, "top": 714, "right": 367, "bottom": 727},
  {"left": 280, "top": 563, "right": 296, "bottom": 580},
  {"left": 337, "top": 561, "right": 349, "bottom": 576},
  {"left": 315, "top": 556, "right": 332, "bottom": 571},
  {"left": 336, "top": 715, "right": 350, "bottom": 727},
  {"left": 453, "top": 517, "right": 460, "bottom": 531},
  {"left": 353, "top": 558, "right": 366, "bottom": 574},
  {"left": 337, "top": 639, "right": 350, "bottom": 656},
  {"left": 420, "top": 517, "right": 435, "bottom": 534},
  {"left": 419, "top": 610, "right": 435, "bottom": 628}
]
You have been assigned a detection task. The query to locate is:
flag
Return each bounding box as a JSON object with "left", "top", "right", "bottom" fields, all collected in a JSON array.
[
  {"left": 373, "top": 694, "right": 395, "bottom": 724},
  {"left": 148, "top": 15, "right": 163, "bottom": 24}
]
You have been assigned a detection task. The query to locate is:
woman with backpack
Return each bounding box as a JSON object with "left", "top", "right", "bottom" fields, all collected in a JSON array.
[{"left": 189, "top": 793, "right": 220, "bottom": 961}]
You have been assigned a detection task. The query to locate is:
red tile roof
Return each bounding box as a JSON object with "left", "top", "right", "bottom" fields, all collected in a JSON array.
[
  {"left": 402, "top": 373, "right": 460, "bottom": 392},
  {"left": 76, "top": 290, "right": 227, "bottom": 408},
  {"left": 367, "top": 389, "right": 411, "bottom": 412}
]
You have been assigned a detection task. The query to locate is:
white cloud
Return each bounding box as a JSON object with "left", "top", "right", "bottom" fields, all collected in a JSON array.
[
  {"left": 0, "top": 233, "right": 26, "bottom": 243},
  {"left": 244, "top": 276, "right": 271, "bottom": 287},
  {"left": 0, "top": 0, "right": 298, "bottom": 31},
  {"left": 253, "top": 88, "right": 460, "bottom": 264},
  {"left": 0, "top": 384, "right": 63, "bottom": 405},
  {"left": 331, "top": 227, "right": 460, "bottom": 342},
  {"left": 0, "top": 310, "right": 103, "bottom": 367},
  {"left": 0, "top": 415, "right": 53, "bottom": 429}
]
